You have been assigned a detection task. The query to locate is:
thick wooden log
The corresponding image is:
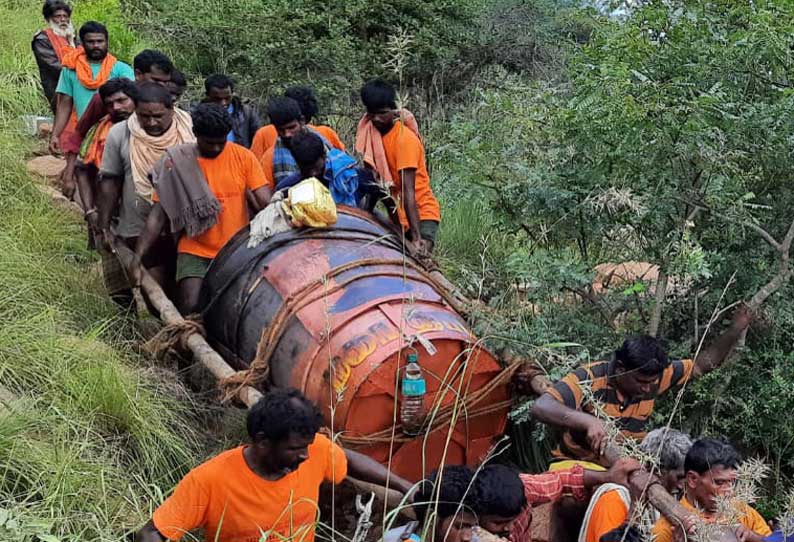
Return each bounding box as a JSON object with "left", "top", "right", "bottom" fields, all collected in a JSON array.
[
  {"left": 602, "top": 446, "right": 691, "bottom": 530},
  {"left": 112, "top": 241, "right": 264, "bottom": 408},
  {"left": 497, "top": 348, "right": 552, "bottom": 396}
]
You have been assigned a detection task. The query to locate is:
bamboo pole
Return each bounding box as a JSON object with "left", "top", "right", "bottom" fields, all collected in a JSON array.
[{"left": 111, "top": 241, "right": 265, "bottom": 408}]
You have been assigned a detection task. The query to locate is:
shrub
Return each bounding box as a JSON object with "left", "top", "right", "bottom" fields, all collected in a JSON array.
[{"left": 125, "top": 0, "right": 485, "bottom": 102}]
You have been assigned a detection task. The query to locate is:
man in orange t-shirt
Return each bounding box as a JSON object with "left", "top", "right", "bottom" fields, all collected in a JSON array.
[
  {"left": 653, "top": 438, "right": 771, "bottom": 542},
  {"left": 134, "top": 388, "right": 414, "bottom": 542},
  {"left": 250, "top": 85, "right": 345, "bottom": 160},
  {"left": 358, "top": 79, "right": 441, "bottom": 253},
  {"left": 133, "top": 103, "right": 271, "bottom": 314}
]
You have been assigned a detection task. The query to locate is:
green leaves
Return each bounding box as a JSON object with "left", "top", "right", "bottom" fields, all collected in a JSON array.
[{"left": 127, "top": 0, "right": 484, "bottom": 98}]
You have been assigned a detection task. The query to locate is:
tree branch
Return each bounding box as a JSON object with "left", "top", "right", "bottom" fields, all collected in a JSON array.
[
  {"left": 748, "top": 216, "right": 794, "bottom": 310},
  {"left": 781, "top": 215, "right": 794, "bottom": 252},
  {"left": 745, "top": 221, "right": 782, "bottom": 253},
  {"left": 561, "top": 286, "right": 617, "bottom": 331}
]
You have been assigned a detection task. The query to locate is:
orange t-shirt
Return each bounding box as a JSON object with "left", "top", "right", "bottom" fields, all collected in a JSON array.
[
  {"left": 652, "top": 495, "right": 771, "bottom": 542},
  {"left": 152, "top": 434, "right": 347, "bottom": 542},
  {"left": 153, "top": 143, "right": 266, "bottom": 259},
  {"left": 251, "top": 124, "right": 277, "bottom": 159},
  {"left": 584, "top": 488, "right": 629, "bottom": 542},
  {"left": 251, "top": 124, "right": 345, "bottom": 160},
  {"left": 260, "top": 145, "right": 276, "bottom": 189},
  {"left": 315, "top": 125, "right": 346, "bottom": 152},
  {"left": 381, "top": 120, "right": 441, "bottom": 228}
]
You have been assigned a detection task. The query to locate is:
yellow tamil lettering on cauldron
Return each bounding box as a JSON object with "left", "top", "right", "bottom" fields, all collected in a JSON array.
[
  {"left": 332, "top": 321, "right": 398, "bottom": 391},
  {"left": 407, "top": 312, "right": 472, "bottom": 337},
  {"left": 332, "top": 314, "right": 472, "bottom": 391}
]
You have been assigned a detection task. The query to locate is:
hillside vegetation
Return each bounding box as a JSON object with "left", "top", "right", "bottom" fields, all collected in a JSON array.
[
  {"left": 0, "top": 2, "right": 206, "bottom": 540},
  {"left": 127, "top": 0, "right": 794, "bottom": 513},
  {"left": 2, "top": 0, "right": 793, "bottom": 533}
]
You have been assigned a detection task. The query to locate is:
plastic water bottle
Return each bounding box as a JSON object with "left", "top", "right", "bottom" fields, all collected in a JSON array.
[{"left": 400, "top": 352, "right": 427, "bottom": 436}]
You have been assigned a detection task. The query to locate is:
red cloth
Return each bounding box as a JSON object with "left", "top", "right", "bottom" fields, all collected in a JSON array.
[
  {"left": 43, "top": 28, "right": 75, "bottom": 62},
  {"left": 354, "top": 110, "right": 419, "bottom": 183},
  {"left": 509, "top": 466, "right": 587, "bottom": 542},
  {"left": 62, "top": 92, "right": 104, "bottom": 154},
  {"left": 81, "top": 115, "right": 113, "bottom": 168}
]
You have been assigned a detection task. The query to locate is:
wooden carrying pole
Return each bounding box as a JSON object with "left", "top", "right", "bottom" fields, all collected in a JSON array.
[
  {"left": 111, "top": 240, "right": 408, "bottom": 513},
  {"left": 112, "top": 241, "right": 264, "bottom": 408}
]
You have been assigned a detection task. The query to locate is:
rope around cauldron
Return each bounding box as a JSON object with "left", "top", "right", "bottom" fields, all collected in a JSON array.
[
  {"left": 217, "top": 253, "right": 520, "bottom": 445},
  {"left": 219, "top": 256, "right": 474, "bottom": 399}
]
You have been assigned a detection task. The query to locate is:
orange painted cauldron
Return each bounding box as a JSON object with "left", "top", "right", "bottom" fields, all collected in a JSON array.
[{"left": 202, "top": 207, "right": 510, "bottom": 481}]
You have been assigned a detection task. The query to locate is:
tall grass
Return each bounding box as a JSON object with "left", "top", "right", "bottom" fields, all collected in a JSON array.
[{"left": 0, "top": 1, "right": 201, "bottom": 540}]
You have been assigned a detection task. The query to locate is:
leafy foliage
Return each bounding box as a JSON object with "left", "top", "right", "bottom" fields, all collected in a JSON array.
[
  {"left": 431, "top": 0, "right": 794, "bottom": 512},
  {"left": 124, "top": 0, "right": 485, "bottom": 101},
  {"left": 73, "top": 0, "right": 151, "bottom": 63}
]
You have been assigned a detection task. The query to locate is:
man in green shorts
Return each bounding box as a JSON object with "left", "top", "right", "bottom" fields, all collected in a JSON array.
[{"left": 133, "top": 103, "right": 269, "bottom": 315}]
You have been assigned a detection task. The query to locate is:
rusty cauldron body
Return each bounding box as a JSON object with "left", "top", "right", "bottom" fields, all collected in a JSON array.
[{"left": 202, "top": 207, "right": 510, "bottom": 481}]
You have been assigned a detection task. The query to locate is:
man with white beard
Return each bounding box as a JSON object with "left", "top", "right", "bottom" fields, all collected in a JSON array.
[{"left": 32, "top": 0, "right": 78, "bottom": 113}]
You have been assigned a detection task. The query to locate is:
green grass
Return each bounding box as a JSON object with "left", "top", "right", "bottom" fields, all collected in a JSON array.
[{"left": 0, "top": 1, "right": 202, "bottom": 540}]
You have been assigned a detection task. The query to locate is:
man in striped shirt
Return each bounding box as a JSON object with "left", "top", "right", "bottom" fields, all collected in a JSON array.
[{"left": 531, "top": 307, "right": 752, "bottom": 466}]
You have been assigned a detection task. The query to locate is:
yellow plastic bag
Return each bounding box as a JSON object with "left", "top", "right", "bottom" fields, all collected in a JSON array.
[{"left": 287, "top": 177, "right": 338, "bottom": 228}]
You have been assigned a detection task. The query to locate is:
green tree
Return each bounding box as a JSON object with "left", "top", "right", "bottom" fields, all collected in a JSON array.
[
  {"left": 125, "top": 0, "right": 484, "bottom": 101},
  {"left": 433, "top": 1, "right": 794, "bottom": 507}
]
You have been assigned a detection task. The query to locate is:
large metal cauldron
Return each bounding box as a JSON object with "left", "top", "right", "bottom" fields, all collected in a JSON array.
[{"left": 202, "top": 207, "right": 509, "bottom": 481}]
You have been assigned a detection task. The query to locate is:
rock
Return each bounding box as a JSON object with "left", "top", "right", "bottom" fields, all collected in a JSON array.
[
  {"left": 38, "top": 122, "right": 53, "bottom": 138},
  {"left": 592, "top": 261, "right": 659, "bottom": 294},
  {"left": 26, "top": 155, "right": 66, "bottom": 179}
]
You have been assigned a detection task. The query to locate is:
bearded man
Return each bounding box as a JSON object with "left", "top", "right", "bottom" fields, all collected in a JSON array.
[
  {"left": 50, "top": 21, "right": 134, "bottom": 198},
  {"left": 32, "top": 0, "right": 78, "bottom": 113}
]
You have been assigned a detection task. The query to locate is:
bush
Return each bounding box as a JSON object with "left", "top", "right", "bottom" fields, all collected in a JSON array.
[
  {"left": 430, "top": 0, "right": 794, "bottom": 513},
  {"left": 125, "top": 0, "right": 486, "bottom": 102}
]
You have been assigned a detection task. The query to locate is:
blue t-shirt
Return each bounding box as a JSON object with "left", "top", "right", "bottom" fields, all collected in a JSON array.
[
  {"left": 55, "top": 59, "right": 134, "bottom": 118},
  {"left": 226, "top": 104, "right": 235, "bottom": 141}
]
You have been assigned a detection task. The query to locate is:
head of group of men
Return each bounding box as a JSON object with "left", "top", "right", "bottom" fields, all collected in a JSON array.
[{"left": 419, "top": 435, "right": 751, "bottom": 542}]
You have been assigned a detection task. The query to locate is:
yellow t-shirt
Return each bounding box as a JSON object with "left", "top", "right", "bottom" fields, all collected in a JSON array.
[{"left": 652, "top": 495, "right": 771, "bottom": 542}]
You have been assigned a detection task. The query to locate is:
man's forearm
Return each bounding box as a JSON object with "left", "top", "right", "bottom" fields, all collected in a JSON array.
[
  {"left": 582, "top": 469, "right": 611, "bottom": 488},
  {"left": 345, "top": 449, "right": 414, "bottom": 495},
  {"left": 399, "top": 170, "right": 422, "bottom": 241},
  {"left": 404, "top": 200, "right": 421, "bottom": 241},
  {"left": 75, "top": 168, "right": 94, "bottom": 211},
  {"left": 252, "top": 186, "right": 272, "bottom": 209},
  {"left": 135, "top": 204, "right": 167, "bottom": 261},
  {"left": 97, "top": 178, "right": 121, "bottom": 231},
  {"left": 52, "top": 94, "right": 72, "bottom": 139},
  {"left": 694, "top": 323, "right": 745, "bottom": 376},
  {"left": 134, "top": 520, "right": 165, "bottom": 542},
  {"left": 531, "top": 393, "right": 594, "bottom": 432}
]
